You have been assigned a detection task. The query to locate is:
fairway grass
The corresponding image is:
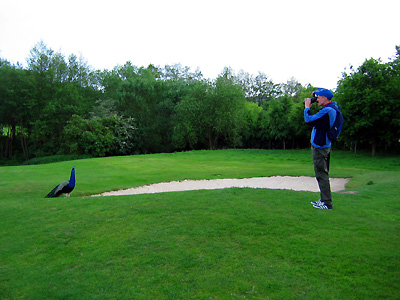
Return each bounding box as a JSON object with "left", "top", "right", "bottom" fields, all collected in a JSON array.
[{"left": 1, "top": 149, "right": 399, "bottom": 299}]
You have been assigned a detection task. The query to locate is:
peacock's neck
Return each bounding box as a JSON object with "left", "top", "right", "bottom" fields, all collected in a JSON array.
[{"left": 69, "top": 169, "right": 75, "bottom": 186}]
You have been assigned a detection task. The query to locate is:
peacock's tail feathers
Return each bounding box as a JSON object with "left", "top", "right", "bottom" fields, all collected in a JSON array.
[{"left": 45, "top": 185, "right": 60, "bottom": 198}]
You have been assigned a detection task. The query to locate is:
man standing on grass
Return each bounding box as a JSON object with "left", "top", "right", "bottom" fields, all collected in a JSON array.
[{"left": 304, "top": 88, "right": 340, "bottom": 210}]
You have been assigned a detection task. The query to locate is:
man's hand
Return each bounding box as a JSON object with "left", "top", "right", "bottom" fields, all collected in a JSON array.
[{"left": 304, "top": 98, "right": 312, "bottom": 108}]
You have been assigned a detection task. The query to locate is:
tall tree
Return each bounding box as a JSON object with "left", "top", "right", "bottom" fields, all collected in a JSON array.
[
  {"left": 26, "top": 42, "right": 100, "bottom": 157},
  {"left": 113, "top": 66, "right": 165, "bottom": 153},
  {"left": 27, "top": 40, "right": 55, "bottom": 81},
  {"left": 280, "top": 77, "right": 303, "bottom": 102},
  {"left": 208, "top": 75, "right": 246, "bottom": 149},
  {"left": 265, "top": 96, "right": 294, "bottom": 149},
  {"left": 0, "top": 64, "right": 34, "bottom": 159},
  {"left": 162, "top": 63, "right": 203, "bottom": 82},
  {"left": 387, "top": 46, "right": 400, "bottom": 150},
  {"left": 222, "top": 69, "right": 279, "bottom": 104},
  {"left": 335, "top": 52, "right": 400, "bottom": 155},
  {"left": 173, "top": 76, "right": 246, "bottom": 150},
  {"left": 241, "top": 101, "right": 264, "bottom": 148}
]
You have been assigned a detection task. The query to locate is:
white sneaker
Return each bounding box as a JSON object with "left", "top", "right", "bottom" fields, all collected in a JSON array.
[
  {"left": 313, "top": 202, "right": 333, "bottom": 209},
  {"left": 311, "top": 199, "right": 322, "bottom": 206}
]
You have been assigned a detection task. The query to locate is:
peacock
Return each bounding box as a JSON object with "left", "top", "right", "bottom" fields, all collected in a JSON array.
[{"left": 45, "top": 167, "right": 76, "bottom": 198}]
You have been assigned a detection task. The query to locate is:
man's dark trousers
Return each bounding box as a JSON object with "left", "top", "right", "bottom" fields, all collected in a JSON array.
[{"left": 312, "top": 146, "right": 332, "bottom": 207}]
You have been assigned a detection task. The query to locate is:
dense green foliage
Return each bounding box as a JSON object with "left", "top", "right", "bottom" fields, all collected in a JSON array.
[
  {"left": 1, "top": 150, "right": 399, "bottom": 299},
  {"left": 335, "top": 46, "right": 400, "bottom": 156},
  {"left": 1, "top": 42, "right": 399, "bottom": 163}
]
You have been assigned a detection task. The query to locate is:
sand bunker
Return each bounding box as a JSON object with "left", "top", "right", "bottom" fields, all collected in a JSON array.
[{"left": 92, "top": 176, "right": 350, "bottom": 197}]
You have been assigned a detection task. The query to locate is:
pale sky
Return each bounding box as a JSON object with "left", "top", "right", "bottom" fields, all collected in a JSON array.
[{"left": 1, "top": 0, "right": 399, "bottom": 90}]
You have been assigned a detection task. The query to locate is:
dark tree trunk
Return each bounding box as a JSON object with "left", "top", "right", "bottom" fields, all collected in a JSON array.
[
  {"left": 20, "top": 125, "right": 29, "bottom": 160},
  {"left": 371, "top": 140, "right": 376, "bottom": 156}
]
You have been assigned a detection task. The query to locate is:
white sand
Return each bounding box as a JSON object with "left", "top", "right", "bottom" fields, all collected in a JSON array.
[{"left": 92, "top": 176, "right": 350, "bottom": 197}]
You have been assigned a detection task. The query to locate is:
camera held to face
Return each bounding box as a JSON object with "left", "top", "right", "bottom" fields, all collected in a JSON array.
[{"left": 303, "top": 92, "right": 318, "bottom": 104}]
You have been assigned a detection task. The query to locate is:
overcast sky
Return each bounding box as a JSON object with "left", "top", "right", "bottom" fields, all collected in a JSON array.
[{"left": 1, "top": 0, "right": 399, "bottom": 90}]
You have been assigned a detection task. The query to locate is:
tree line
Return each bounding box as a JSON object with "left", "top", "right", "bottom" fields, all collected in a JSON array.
[{"left": 1, "top": 41, "right": 399, "bottom": 163}]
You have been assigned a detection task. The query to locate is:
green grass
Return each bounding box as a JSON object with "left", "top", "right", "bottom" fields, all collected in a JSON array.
[{"left": 1, "top": 149, "right": 399, "bottom": 299}]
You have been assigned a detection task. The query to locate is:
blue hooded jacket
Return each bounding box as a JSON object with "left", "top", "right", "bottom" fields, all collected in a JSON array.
[{"left": 304, "top": 102, "right": 339, "bottom": 149}]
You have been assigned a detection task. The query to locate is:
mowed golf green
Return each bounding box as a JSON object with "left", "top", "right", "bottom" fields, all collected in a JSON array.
[{"left": 1, "top": 149, "right": 399, "bottom": 299}]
